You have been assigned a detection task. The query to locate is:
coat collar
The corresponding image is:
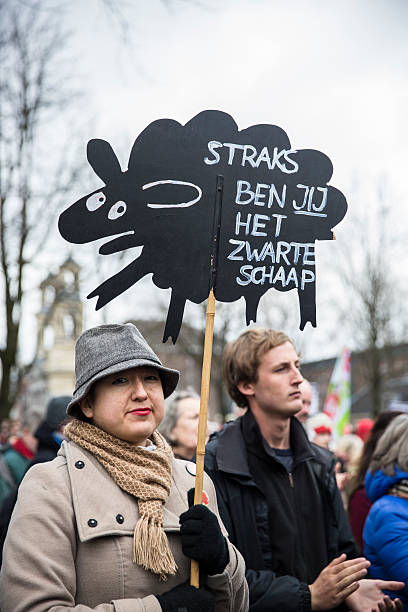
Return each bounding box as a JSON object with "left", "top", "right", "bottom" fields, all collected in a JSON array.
[
  {"left": 215, "top": 412, "right": 316, "bottom": 480},
  {"left": 215, "top": 418, "right": 253, "bottom": 479},
  {"left": 59, "top": 440, "right": 191, "bottom": 543}
]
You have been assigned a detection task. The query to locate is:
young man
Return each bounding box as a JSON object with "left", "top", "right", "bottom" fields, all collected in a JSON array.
[{"left": 204, "top": 328, "right": 403, "bottom": 612}]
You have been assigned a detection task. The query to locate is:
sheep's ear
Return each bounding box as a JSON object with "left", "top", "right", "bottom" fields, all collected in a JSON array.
[{"left": 87, "top": 139, "right": 122, "bottom": 183}]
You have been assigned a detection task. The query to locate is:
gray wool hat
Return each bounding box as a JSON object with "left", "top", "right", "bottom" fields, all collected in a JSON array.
[{"left": 67, "top": 323, "right": 180, "bottom": 418}]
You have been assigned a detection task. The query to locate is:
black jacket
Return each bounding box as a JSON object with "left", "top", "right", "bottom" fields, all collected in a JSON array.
[
  {"left": 204, "top": 413, "right": 358, "bottom": 612},
  {"left": 30, "top": 421, "right": 61, "bottom": 466}
]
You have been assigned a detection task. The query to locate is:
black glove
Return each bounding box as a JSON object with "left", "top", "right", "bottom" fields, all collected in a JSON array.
[
  {"left": 179, "top": 503, "right": 229, "bottom": 575},
  {"left": 157, "top": 582, "right": 215, "bottom": 612}
]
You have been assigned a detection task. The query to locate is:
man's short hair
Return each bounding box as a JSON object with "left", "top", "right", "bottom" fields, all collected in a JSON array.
[{"left": 222, "top": 328, "right": 294, "bottom": 408}]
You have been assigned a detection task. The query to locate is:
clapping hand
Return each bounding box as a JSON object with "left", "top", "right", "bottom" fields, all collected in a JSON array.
[
  {"left": 346, "top": 578, "right": 404, "bottom": 612},
  {"left": 309, "top": 554, "right": 370, "bottom": 610}
]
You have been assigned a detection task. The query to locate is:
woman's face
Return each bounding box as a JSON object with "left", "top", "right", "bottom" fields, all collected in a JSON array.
[
  {"left": 80, "top": 366, "right": 164, "bottom": 445},
  {"left": 171, "top": 396, "right": 207, "bottom": 453}
]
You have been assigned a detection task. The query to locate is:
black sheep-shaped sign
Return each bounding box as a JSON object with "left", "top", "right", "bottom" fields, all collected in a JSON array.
[{"left": 58, "top": 110, "right": 347, "bottom": 342}]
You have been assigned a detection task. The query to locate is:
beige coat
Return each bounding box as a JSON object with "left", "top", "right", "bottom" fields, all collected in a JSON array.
[{"left": 0, "top": 440, "right": 248, "bottom": 612}]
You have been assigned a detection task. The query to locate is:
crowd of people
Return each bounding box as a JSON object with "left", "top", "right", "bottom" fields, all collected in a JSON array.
[{"left": 0, "top": 322, "right": 406, "bottom": 611}]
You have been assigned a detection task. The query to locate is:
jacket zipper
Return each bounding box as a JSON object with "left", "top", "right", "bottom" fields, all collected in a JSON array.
[{"left": 289, "top": 472, "right": 294, "bottom": 488}]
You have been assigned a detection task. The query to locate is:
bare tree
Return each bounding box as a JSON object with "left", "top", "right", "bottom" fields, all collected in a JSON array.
[
  {"left": 332, "top": 184, "right": 408, "bottom": 417},
  {"left": 0, "top": 2, "right": 82, "bottom": 418}
]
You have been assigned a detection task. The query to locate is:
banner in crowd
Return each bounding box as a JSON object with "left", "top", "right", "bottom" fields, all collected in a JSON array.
[{"left": 323, "top": 347, "right": 351, "bottom": 442}]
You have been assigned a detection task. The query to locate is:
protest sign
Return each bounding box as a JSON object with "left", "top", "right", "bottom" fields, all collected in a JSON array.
[{"left": 59, "top": 110, "right": 347, "bottom": 341}]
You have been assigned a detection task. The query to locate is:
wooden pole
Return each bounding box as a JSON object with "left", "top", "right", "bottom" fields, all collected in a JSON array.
[
  {"left": 190, "top": 288, "right": 216, "bottom": 587},
  {"left": 190, "top": 175, "right": 222, "bottom": 588}
]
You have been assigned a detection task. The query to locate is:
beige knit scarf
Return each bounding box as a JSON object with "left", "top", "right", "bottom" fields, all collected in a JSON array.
[{"left": 65, "top": 419, "right": 177, "bottom": 580}]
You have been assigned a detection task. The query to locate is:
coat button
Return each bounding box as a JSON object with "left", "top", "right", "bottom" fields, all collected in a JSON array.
[
  {"left": 88, "top": 519, "right": 98, "bottom": 528},
  {"left": 75, "top": 461, "right": 85, "bottom": 469},
  {"left": 116, "top": 514, "right": 124, "bottom": 524},
  {"left": 185, "top": 462, "right": 196, "bottom": 476}
]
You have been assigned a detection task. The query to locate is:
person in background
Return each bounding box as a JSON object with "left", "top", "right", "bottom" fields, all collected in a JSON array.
[
  {"left": 0, "top": 420, "right": 10, "bottom": 448},
  {"left": 335, "top": 435, "right": 363, "bottom": 474},
  {"left": 8, "top": 419, "right": 21, "bottom": 438},
  {"left": 334, "top": 434, "right": 364, "bottom": 509},
  {"left": 355, "top": 418, "right": 374, "bottom": 443},
  {"left": 159, "top": 388, "right": 208, "bottom": 460},
  {"left": 30, "top": 396, "right": 71, "bottom": 466},
  {"left": 313, "top": 424, "right": 332, "bottom": 449},
  {"left": 0, "top": 395, "right": 72, "bottom": 564},
  {"left": 204, "top": 327, "right": 403, "bottom": 612},
  {"left": 348, "top": 411, "right": 404, "bottom": 553},
  {"left": 307, "top": 412, "right": 334, "bottom": 449},
  {"left": 364, "top": 414, "right": 408, "bottom": 609},
  {"left": 0, "top": 454, "right": 15, "bottom": 510},
  {"left": 1, "top": 323, "right": 247, "bottom": 612},
  {"left": 0, "top": 417, "right": 37, "bottom": 515},
  {"left": 295, "top": 379, "right": 313, "bottom": 425},
  {"left": 1, "top": 418, "right": 37, "bottom": 487}
]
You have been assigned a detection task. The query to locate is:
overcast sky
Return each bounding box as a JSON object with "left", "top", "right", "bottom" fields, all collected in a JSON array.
[
  {"left": 66, "top": 0, "right": 408, "bottom": 187},
  {"left": 23, "top": 0, "right": 408, "bottom": 362}
]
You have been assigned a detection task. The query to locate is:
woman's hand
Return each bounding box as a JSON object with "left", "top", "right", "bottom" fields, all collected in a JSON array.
[
  {"left": 157, "top": 582, "right": 215, "bottom": 612},
  {"left": 179, "top": 504, "right": 229, "bottom": 575}
]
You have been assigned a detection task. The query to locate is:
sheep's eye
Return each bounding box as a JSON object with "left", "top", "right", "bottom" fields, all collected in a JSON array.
[
  {"left": 86, "top": 191, "right": 106, "bottom": 211},
  {"left": 108, "top": 201, "right": 127, "bottom": 220}
]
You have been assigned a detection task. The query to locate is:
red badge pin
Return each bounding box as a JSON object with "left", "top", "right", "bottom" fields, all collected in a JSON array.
[{"left": 202, "top": 491, "right": 209, "bottom": 506}]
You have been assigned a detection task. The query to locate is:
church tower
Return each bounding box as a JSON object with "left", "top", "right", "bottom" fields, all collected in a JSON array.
[
  {"left": 12, "top": 257, "right": 82, "bottom": 425},
  {"left": 36, "top": 257, "right": 82, "bottom": 397}
]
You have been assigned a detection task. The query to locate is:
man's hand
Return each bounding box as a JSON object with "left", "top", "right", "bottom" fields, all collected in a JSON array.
[
  {"left": 309, "top": 554, "right": 370, "bottom": 610},
  {"left": 335, "top": 471, "right": 351, "bottom": 491},
  {"left": 346, "top": 579, "right": 404, "bottom": 611}
]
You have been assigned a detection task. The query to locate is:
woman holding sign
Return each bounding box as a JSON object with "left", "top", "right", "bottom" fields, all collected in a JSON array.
[{"left": 0, "top": 323, "right": 247, "bottom": 612}]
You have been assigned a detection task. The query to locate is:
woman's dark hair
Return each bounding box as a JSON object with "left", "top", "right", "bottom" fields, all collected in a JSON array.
[
  {"left": 75, "top": 384, "right": 95, "bottom": 424},
  {"left": 348, "top": 410, "right": 404, "bottom": 502}
]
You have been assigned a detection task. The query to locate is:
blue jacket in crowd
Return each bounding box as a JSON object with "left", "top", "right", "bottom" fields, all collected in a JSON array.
[{"left": 364, "top": 466, "right": 408, "bottom": 609}]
